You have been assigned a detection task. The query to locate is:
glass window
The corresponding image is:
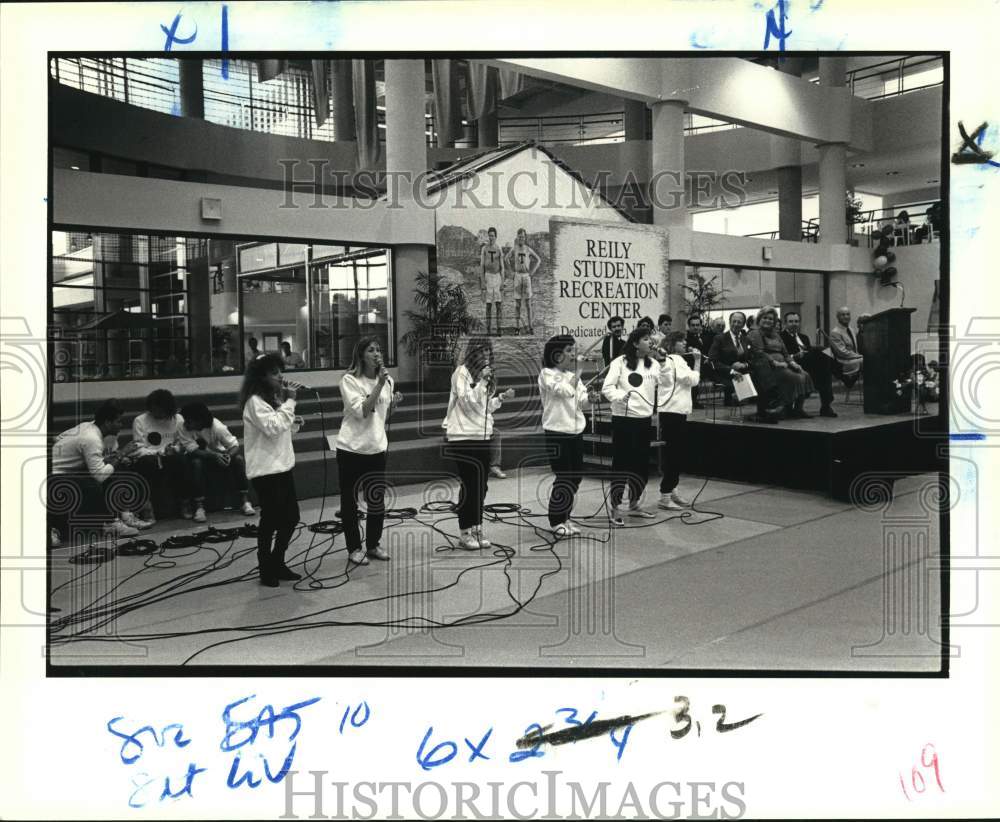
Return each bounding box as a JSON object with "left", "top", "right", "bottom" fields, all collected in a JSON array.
[{"left": 52, "top": 229, "right": 393, "bottom": 381}]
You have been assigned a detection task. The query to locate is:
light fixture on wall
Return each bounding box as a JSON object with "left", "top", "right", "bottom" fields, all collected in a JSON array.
[
  {"left": 762, "top": 246, "right": 773, "bottom": 261},
  {"left": 200, "top": 197, "right": 223, "bottom": 221}
]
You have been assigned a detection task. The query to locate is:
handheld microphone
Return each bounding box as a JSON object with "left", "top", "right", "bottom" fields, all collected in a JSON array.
[{"left": 283, "top": 378, "right": 314, "bottom": 392}]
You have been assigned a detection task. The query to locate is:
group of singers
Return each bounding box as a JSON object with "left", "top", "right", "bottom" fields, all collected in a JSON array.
[
  {"left": 240, "top": 323, "right": 707, "bottom": 584},
  {"left": 242, "top": 303, "right": 851, "bottom": 584}
]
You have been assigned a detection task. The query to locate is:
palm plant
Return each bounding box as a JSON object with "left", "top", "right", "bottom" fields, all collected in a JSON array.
[
  {"left": 682, "top": 270, "right": 729, "bottom": 322},
  {"left": 400, "top": 270, "right": 481, "bottom": 367}
]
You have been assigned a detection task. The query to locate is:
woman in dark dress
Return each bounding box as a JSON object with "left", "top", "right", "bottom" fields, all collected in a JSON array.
[{"left": 748, "top": 306, "right": 814, "bottom": 419}]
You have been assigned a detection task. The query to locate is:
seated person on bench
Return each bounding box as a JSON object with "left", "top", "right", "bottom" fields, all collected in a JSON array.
[{"left": 178, "top": 401, "right": 256, "bottom": 522}]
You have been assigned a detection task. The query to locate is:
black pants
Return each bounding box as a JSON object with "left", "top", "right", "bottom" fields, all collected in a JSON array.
[
  {"left": 132, "top": 453, "right": 186, "bottom": 516},
  {"left": 544, "top": 430, "right": 584, "bottom": 526},
  {"left": 800, "top": 350, "right": 835, "bottom": 407},
  {"left": 658, "top": 412, "right": 686, "bottom": 494},
  {"left": 250, "top": 470, "right": 300, "bottom": 573},
  {"left": 449, "top": 440, "right": 492, "bottom": 530},
  {"left": 48, "top": 473, "right": 113, "bottom": 536},
  {"left": 185, "top": 453, "right": 249, "bottom": 501},
  {"left": 336, "top": 448, "right": 387, "bottom": 553},
  {"left": 609, "top": 416, "right": 652, "bottom": 508}
]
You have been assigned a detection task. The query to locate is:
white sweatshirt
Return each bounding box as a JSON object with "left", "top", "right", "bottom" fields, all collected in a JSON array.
[
  {"left": 242, "top": 395, "right": 300, "bottom": 479},
  {"left": 51, "top": 421, "right": 115, "bottom": 482},
  {"left": 336, "top": 373, "right": 392, "bottom": 455},
  {"left": 538, "top": 368, "right": 590, "bottom": 434},
  {"left": 657, "top": 354, "right": 701, "bottom": 415},
  {"left": 601, "top": 355, "right": 663, "bottom": 418},
  {"left": 131, "top": 412, "right": 183, "bottom": 456},
  {"left": 443, "top": 365, "right": 503, "bottom": 441}
]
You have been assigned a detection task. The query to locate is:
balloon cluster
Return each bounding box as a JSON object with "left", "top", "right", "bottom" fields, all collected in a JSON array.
[{"left": 872, "top": 224, "right": 898, "bottom": 286}]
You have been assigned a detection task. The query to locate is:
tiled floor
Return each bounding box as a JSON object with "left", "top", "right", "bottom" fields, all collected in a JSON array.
[{"left": 49, "top": 468, "right": 943, "bottom": 672}]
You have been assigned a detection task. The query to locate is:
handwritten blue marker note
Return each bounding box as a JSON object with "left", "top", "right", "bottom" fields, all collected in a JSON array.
[
  {"left": 763, "top": 0, "right": 792, "bottom": 52},
  {"left": 220, "top": 695, "right": 321, "bottom": 790}
]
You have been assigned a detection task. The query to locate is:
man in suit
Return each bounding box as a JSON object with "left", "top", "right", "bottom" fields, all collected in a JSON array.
[
  {"left": 707, "top": 310, "right": 750, "bottom": 402},
  {"left": 829, "top": 306, "right": 864, "bottom": 378},
  {"left": 782, "top": 311, "right": 837, "bottom": 417},
  {"left": 601, "top": 315, "right": 626, "bottom": 368}
]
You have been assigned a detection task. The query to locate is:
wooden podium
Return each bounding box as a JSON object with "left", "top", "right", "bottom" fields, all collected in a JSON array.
[{"left": 862, "top": 307, "right": 916, "bottom": 414}]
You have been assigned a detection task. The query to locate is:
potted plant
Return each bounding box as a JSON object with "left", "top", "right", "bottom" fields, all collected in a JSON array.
[
  {"left": 682, "top": 269, "right": 730, "bottom": 322},
  {"left": 400, "top": 270, "right": 481, "bottom": 392},
  {"left": 846, "top": 190, "right": 865, "bottom": 245}
]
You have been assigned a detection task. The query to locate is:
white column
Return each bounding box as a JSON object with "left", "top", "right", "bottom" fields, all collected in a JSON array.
[
  {"left": 650, "top": 99, "right": 688, "bottom": 323},
  {"left": 384, "top": 59, "right": 428, "bottom": 202},
  {"left": 818, "top": 142, "right": 848, "bottom": 245}
]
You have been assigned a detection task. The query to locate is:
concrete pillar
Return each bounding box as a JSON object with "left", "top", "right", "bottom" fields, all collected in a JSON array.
[
  {"left": 776, "top": 165, "right": 802, "bottom": 241},
  {"left": 819, "top": 56, "right": 848, "bottom": 88},
  {"left": 651, "top": 100, "right": 688, "bottom": 324},
  {"left": 384, "top": 59, "right": 428, "bottom": 203},
  {"left": 330, "top": 60, "right": 356, "bottom": 142},
  {"left": 622, "top": 99, "right": 646, "bottom": 141},
  {"left": 478, "top": 108, "right": 498, "bottom": 148},
  {"left": 650, "top": 100, "right": 687, "bottom": 229},
  {"left": 818, "top": 142, "right": 848, "bottom": 245},
  {"left": 178, "top": 59, "right": 204, "bottom": 119}
]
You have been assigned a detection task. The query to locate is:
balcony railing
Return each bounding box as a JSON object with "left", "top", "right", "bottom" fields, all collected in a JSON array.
[{"left": 741, "top": 201, "right": 941, "bottom": 246}]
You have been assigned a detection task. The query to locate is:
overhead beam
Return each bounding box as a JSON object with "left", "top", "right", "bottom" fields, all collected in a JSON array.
[{"left": 488, "top": 57, "right": 872, "bottom": 151}]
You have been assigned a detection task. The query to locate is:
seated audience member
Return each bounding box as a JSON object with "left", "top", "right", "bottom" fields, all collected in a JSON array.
[
  {"left": 178, "top": 402, "right": 255, "bottom": 522},
  {"left": 50, "top": 399, "right": 149, "bottom": 546},
  {"left": 707, "top": 311, "right": 750, "bottom": 405},
  {"left": 636, "top": 317, "right": 656, "bottom": 337},
  {"left": 829, "top": 306, "right": 864, "bottom": 378},
  {"left": 281, "top": 341, "right": 306, "bottom": 370},
  {"left": 131, "top": 389, "right": 186, "bottom": 524},
  {"left": 781, "top": 312, "right": 837, "bottom": 418},
  {"left": 745, "top": 314, "right": 756, "bottom": 332},
  {"left": 601, "top": 316, "right": 627, "bottom": 368},
  {"left": 649, "top": 314, "right": 673, "bottom": 351},
  {"left": 748, "top": 306, "right": 814, "bottom": 421},
  {"left": 912, "top": 354, "right": 940, "bottom": 403},
  {"left": 248, "top": 336, "right": 261, "bottom": 360}
]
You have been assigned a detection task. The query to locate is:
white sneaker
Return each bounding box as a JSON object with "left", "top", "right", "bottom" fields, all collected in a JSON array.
[
  {"left": 50, "top": 528, "right": 62, "bottom": 549},
  {"left": 240, "top": 500, "right": 256, "bottom": 516},
  {"left": 475, "top": 525, "right": 492, "bottom": 548},
  {"left": 180, "top": 502, "right": 193, "bottom": 519},
  {"left": 671, "top": 491, "right": 693, "bottom": 508},
  {"left": 105, "top": 519, "right": 139, "bottom": 538},
  {"left": 121, "top": 511, "right": 154, "bottom": 530},
  {"left": 459, "top": 530, "right": 480, "bottom": 550},
  {"left": 565, "top": 521, "right": 582, "bottom": 535},
  {"left": 348, "top": 549, "right": 369, "bottom": 565},
  {"left": 367, "top": 546, "right": 390, "bottom": 561},
  {"left": 193, "top": 506, "right": 207, "bottom": 523},
  {"left": 609, "top": 507, "right": 625, "bottom": 527},
  {"left": 627, "top": 505, "right": 656, "bottom": 519},
  {"left": 552, "top": 523, "right": 571, "bottom": 539},
  {"left": 489, "top": 466, "right": 508, "bottom": 479},
  {"left": 658, "top": 494, "right": 685, "bottom": 510}
]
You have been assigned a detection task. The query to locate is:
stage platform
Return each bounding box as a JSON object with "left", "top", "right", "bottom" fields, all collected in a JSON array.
[{"left": 584, "top": 395, "right": 946, "bottom": 502}]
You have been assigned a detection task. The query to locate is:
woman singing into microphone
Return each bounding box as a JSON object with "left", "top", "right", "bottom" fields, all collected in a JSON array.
[
  {"left": 539, "top": 335, "right": 600, "bottom": 537},
  {"left": 239, "top": 353, "right": 305, "bottom": 587},
  {"left": 443, "top": 336, "right": 515, "bottom": 550},
  {"left": 601, "top": 327, "right": 662, "bottom": 527},
  {"left": 336, "top": 336, "right": 403, "bottom": 567}
]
